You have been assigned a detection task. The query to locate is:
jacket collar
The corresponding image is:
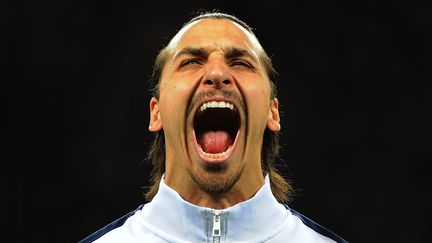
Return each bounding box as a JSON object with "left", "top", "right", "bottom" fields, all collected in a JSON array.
[{"left": 139, "top": 176, "right": 288, "bottom": 241}]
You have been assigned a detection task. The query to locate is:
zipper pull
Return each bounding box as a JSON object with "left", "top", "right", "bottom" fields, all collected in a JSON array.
[{"left": 212, "top": 209, "right": 222, "bottom": 242}]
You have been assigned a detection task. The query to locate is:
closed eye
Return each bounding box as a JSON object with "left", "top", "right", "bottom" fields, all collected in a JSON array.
[
  {"left": 230, "top": 60, "right": 255, "bottom": 69},
  {"left": 179, "top": 58, "right": 202, "bottom": 68}
]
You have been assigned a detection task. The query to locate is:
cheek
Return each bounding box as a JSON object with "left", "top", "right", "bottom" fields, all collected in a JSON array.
[
  {"left": 236, "top": 71, "right": 271, "bottom": 97},
  {"left": 241, "top": 79, "right": 271, "bottom": 108},
  {"left": 158, "top": 81, "right": 192, "bottom": 123},
  {"left": 240, "top": 79, "right": 272, "bottom": 130}
]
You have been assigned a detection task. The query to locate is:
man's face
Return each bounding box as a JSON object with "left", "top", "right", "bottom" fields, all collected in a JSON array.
[{"left": 149, "top": 19, "right": 280, "bottom": 195}]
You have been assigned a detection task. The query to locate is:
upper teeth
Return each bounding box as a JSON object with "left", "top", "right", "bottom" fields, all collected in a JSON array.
[{"left": 200, "top": 101, "right": 234, "bottom": 112}]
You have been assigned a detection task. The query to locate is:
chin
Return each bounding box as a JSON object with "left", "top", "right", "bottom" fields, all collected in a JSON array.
[{"left": 187, "top": 161, "right": 244, "bottom": 194}]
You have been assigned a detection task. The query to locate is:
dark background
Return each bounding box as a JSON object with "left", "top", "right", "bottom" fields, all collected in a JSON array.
[{"left": 4, "top": 0, "right": 431, "bottom": 242}]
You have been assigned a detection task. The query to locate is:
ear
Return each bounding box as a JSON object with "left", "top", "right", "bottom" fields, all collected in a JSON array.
[
  {"left": 149, "top": 97, "right": 163, "bottom": 132},
  {"left": 266, "top": 98, "right": 281, "bottom": 132}
]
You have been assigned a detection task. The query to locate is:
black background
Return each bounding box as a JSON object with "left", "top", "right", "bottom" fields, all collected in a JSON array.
[{"left": 4, "top": 0, "right": 432, "bottom": 242}]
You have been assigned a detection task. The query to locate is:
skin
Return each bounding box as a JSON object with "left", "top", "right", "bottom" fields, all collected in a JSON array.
[{"left": 149, "top": 19, "right": 281, "bottom": 209}]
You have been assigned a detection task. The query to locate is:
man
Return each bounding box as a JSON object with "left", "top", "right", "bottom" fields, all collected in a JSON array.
[{"left": 80, "top": 12, "right": 347, "bottom": 242}]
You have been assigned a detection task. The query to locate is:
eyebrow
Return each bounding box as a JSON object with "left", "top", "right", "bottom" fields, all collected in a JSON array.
[
  {"left": 224, "top": 47, "right": 258, "bottom": 63},
  {"left": 173, "top": 47, "right": 209, "bottom": 63},
  {"left": 172, "top": 46, "right": 258, "bottom": 64}
]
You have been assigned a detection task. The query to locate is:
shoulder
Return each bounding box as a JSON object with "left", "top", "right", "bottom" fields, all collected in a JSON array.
[
  {"left": 79, "top": 205, "right": 148, "bottom": 243},
  {"left": 281, "top": 204, "right": 348, "bottom": 243}
]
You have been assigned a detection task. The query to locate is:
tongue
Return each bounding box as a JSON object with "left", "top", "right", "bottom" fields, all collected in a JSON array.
[{"left": 201, "top": 131, "right": 232, "bottom": 154}]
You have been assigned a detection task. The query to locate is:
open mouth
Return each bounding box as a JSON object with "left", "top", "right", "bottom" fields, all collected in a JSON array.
[{"left": 193, "top": 100, "right": 241, "bottom": 161}]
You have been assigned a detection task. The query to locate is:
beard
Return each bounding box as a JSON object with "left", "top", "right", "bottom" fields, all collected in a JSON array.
[{"left": 187, "top": 163, "right": 244, "bottom": 195}]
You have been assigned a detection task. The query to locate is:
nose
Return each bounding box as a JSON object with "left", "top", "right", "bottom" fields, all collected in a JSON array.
[{"left": 201, "top": 58, "right": 234, "bottom": 90}]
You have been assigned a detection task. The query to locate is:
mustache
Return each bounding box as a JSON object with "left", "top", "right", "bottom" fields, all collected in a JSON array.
[{"left": 186, "top": 90, "right": 245, "bottom": 117}]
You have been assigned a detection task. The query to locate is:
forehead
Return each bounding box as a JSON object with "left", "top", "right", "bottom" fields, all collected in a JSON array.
[{"left": 169, "top": 19, "right": 261, "bottom": 57}]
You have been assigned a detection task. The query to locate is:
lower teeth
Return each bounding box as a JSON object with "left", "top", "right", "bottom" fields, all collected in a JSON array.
[{"left": 201, "top": 146, "right": 232, "bottom": 158}]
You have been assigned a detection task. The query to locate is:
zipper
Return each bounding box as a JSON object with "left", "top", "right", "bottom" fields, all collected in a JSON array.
[{"left": 212, "top": 209, "right": 222, "bottom": 243}]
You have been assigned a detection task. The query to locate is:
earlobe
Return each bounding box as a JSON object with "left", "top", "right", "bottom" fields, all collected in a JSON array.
[
  {"left": 267, "top": 98, "right": 281, "bottom": 132},
  {"left": 149, "top": 97, "right": 163, "bottom": 132}
]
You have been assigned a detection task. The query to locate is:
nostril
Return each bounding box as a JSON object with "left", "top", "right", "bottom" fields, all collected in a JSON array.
[
  {"left": 204, "top": 80, "right": 213, "bottom": 85},
  {"left": 223, "top": 80, "right": 231, "bottom": 85}
]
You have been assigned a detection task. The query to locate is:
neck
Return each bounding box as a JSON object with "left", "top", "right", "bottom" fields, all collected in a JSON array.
[{"left": 164, "top": 169, "right": 265, "bottom": 209}]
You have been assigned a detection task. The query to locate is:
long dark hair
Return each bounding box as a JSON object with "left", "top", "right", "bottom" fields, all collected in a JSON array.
[{"left": 145, "top": 11, "right": 293, "bottom": 203}]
